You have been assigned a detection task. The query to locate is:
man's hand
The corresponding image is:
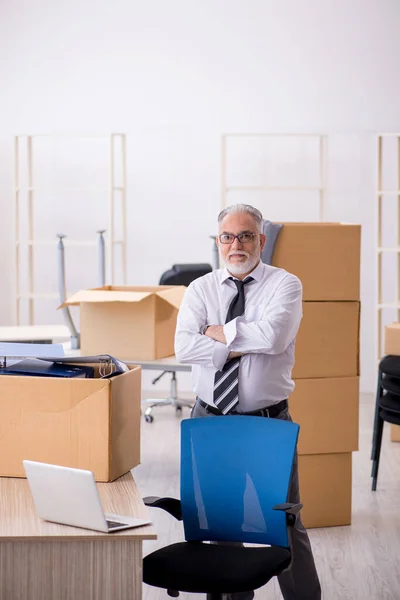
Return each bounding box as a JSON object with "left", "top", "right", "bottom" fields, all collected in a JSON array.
[
  {"left": 228, "top": 351, "right": 243, "bottom": 359},
  {"left": 205, "top": 325, "right": 227, "bottom": 344}
]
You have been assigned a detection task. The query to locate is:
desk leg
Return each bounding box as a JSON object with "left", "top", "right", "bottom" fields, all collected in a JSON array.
[{"left": 0, "top": 539, "right": 142, "bottom": 600}]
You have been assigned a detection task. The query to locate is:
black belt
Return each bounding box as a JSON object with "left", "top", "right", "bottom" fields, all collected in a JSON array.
[{"left": 196, "top": 397, "right": 288, "bottom": 418}]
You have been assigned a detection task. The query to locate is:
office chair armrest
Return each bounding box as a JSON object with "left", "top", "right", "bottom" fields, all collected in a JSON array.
[
  {"left": 273, "top": 502, "right": 303, "bottom": 526},
  {"left": 143, "top": 496, "right": 183, "bottom": 521},
  {"left": 273, "top": 502, "right": 303, "bottom": 515}
]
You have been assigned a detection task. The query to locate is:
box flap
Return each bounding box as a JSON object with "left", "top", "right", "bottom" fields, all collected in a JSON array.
[
  {"left": 60, "top": 289, "right": 154, "bottom": 308},
  {"left": 156, "top": 286, "right": 187, "bottom": 309}
]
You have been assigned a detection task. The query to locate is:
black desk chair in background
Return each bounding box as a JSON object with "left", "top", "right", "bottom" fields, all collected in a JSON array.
[
  {"left": 371, "top": 355, "right": 400, "bottom": 490},
  {"left": 143, "top": 263, "right": 212, "bottom": 423},
  {"left": 159, "top": 263, "right": 212, "bottom": 286}
]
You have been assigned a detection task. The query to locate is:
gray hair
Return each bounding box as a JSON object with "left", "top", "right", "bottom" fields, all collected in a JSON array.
[{"left": 218, "top": 204, "right": 263, "bottom": 232}]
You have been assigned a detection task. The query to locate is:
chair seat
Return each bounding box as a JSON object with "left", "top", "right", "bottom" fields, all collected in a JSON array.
[
  {"left": 379, "top": 356, "right": 400, "bottom": 377},
  {"left": 143, "top": 541, "right": 291, "bottom": 594},
  {"left": 380, "top": 392, "right": 400, "bottom": 414},
  {"left": 380, "top": 409, "right": 400, "bottom": 425}
]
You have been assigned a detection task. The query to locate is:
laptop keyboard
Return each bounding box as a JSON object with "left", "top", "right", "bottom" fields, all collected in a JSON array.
[{"left": 106, "top": 519, "right": 128, "bottom": 529}]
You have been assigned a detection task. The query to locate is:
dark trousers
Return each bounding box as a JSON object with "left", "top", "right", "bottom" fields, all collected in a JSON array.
[{"left": 191, "top": 400, "right": 321, "bottom": 600}]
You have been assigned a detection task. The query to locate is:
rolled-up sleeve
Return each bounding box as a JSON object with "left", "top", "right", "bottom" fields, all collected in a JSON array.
[
  {"left": 175, "top": 283, "right": 230, "bottom": 369},
  {"left": 227, "top": 275, "right": 303, "bottom": 355}
]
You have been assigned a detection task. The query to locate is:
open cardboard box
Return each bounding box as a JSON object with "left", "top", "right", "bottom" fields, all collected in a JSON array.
[
  {"left": 61, "top": 285, "right": 187, "bottom": 360},
  {"left": 0, "top": 358, "right": 141, "bottom": 481}
]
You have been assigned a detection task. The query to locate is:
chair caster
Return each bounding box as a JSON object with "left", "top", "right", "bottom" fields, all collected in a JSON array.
[
  {"left": 145, "top": 414, "right": 154, "bottom": 423},
  {"left": 175, "top": 406, "right": 182, "bottom": 415}
]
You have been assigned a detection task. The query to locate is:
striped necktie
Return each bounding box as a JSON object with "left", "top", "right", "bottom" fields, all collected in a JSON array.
[{"left": 213, "top": 276, "right": 253, "bottom": 414}]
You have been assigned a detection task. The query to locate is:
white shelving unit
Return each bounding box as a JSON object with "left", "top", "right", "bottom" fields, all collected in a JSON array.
[
  {"left": 376, "top": 133, "right": 400, "bottom": 360},
  {"left": 14, "top": 133, "right": 127, "bottom": 325},
  {"left": 221, "top": 133, "right": 328, "bottom": 220}
]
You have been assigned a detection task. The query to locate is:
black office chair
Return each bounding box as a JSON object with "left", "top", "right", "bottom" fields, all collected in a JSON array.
[
  {"left": 371, "top": 355, "right": 400, "bottom": 490},
  {"left": 159, "top": 263, "right": 213, "bottom": 286},
  {"left": 142, "top": 263, "right": 213, "bottom": 423}
]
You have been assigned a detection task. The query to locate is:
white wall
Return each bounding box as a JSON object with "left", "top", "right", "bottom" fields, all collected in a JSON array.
[{"left": 1, "top": 0, "right": 400, "bottom": 393}]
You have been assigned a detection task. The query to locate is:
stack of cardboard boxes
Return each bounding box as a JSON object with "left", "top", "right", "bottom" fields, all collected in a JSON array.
[{"left": 272, "top": 223, "right": 361, "bottom": 528}]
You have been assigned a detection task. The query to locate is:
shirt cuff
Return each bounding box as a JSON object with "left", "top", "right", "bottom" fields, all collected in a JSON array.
[
  {"left": 212, "top": 341, "right": 230, "bottom": 371},
  {"left": 223, "top": 317, "right": 239, "bottom": 347}
]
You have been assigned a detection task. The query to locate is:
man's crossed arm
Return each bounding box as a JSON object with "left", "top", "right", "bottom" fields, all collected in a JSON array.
[
  {"left": 175, "top": 275, "right": 302, "bottom": 368},
  {"left": 204, "top": 326, "right": 243, "bottom": 359}
]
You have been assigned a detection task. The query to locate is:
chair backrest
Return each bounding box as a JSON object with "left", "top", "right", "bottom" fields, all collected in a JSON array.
[
  {"left": 180, "top": 416, "right": 299, "bottom": 549},
  {"left": 159, "top": 263, "right": 212, "bottom": 286}
]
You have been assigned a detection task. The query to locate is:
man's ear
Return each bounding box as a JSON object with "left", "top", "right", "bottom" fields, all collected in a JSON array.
[{"left": 260, "top": 233, "right": 266, "bottom": 252}]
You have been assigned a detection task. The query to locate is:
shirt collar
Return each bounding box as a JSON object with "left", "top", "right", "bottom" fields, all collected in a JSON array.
[{"left": 220, "top": 260, "right": 265, "bottom": 285}]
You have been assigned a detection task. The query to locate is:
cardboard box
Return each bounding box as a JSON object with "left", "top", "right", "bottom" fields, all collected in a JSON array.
[
  {"left": 290, "top": 377, "right": 359, "bottom": 455},
  {"left": 298, "top": 452, "right": 352, "bottom": 528},
  {"left": 293, "top": 301, "right": 360, "bottom": 379},
  {"left": 391, "top": 425, "right": 400, "bottom": 442},
  {"left": 62, "top": 286, "right": 186, "bottom": 360},
  {"left": 384, "top": 322, "right": 400, "bottom": 356},
  {"left": 0, "top": 364, "right": 142, "bottom": 481},
  {"left": 272, "top": 223, "right": 361, "bottom": 301}
]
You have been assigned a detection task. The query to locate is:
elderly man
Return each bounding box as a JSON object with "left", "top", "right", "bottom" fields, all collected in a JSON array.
[{"left": 175, "top": 203, "right": 321, "bottom": 600}]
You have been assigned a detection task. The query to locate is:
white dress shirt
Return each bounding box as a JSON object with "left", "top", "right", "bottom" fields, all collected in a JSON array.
[{"left": 174, "top": 260, "right": 303, "bottom": 412}]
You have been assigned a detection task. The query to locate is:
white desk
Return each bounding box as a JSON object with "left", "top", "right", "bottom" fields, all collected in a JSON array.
[
  {"left": 0, "top": 325, "right": 71, "bottom": 343},
  {"left": 0, "top": 472, "right": 156, "bottom": 600},
  {"left": 128, "top": 355, "right": 191, "bottom": 372},
  {"left": 61, "top": 345, "right": 191, "bottom": 372}
]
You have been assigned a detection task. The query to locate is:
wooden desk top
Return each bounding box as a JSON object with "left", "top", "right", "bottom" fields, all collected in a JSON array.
[{"left": 0, "top": 472, "right": 156, "bottom": 541}]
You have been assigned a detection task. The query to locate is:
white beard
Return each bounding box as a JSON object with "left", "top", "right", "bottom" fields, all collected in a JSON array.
[{"left": 221, "top": 252, "right": 260, "bottom": 276}]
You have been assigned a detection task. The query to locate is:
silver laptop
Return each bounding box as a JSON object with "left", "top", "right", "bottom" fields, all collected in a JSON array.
[{"left": 23, "top": 460, "right": 152, "bottom": 533}]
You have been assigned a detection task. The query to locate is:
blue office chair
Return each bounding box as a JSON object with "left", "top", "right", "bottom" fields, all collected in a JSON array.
[{"left": 143, "top": 416, "right": 301, "bottom": 598}]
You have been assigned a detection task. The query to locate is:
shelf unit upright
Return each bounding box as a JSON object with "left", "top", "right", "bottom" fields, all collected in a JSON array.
[
  {"left": 220, "top": 133, "right": 328, "bottom": 221},
  {"left": 14, "top": 133, "right": 127, "bottom": 325},
  {"left": 376, "top": 134, "right": 400, "bottom": 360},
  {"left": 377, "top": 134, "right": 400, "bottom": 442}
]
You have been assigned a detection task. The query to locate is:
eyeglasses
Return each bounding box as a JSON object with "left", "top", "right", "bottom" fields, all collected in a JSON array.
[{"left": 218, "top": 233, "right": 259, "bottom": 244}]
